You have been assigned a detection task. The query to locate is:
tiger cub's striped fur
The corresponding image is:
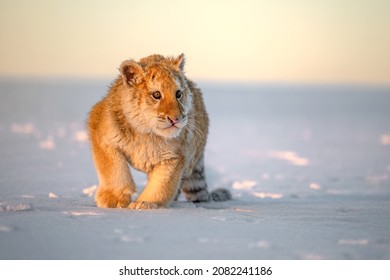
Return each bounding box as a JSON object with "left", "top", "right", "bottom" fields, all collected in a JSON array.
[
  {"left": 88, "top": 54, "right": 231, "bottom": 209},
  {"left": 179, "top": 155, "right": 231, "bottom": 202}
]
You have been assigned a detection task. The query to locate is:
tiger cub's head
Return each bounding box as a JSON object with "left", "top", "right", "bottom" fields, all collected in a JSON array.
[{"left": 119, "top": 54, "right": 193, "bottom": 139}]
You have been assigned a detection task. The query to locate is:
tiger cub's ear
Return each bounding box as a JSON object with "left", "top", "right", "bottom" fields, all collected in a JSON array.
[
  {"left": 170, "top": 53, "right": 186, "bottom": 72},
  {"left": 119, "top": 60, "right": 144, "bottom": 87}
]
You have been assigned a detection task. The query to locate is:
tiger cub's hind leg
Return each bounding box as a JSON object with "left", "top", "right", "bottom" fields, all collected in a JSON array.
[
  {"left": 181, "top": 155, "right": 231, "bottom": 203},
  {"left": 181, "top": 155, "right": 210, "bottom": 202}
]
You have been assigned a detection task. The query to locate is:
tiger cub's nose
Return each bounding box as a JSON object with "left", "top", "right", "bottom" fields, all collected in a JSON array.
[{"left": 167, "top": 115, "right": 181, "bottom": 124}]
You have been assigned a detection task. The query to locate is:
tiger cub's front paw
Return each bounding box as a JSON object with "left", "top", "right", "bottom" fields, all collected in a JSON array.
[
  {"left": 128, "top": 201, "right": 160, "bottom": 210},
  {"left": 95, "top": 187, "right": 131, "bottom": 208}
]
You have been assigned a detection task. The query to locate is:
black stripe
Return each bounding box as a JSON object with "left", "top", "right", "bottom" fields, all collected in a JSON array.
[{"left": 182, "top": 183, "right": 208, "bottom": 193}]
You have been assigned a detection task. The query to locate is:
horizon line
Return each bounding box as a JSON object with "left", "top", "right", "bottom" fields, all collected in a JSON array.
[{"left": 0, "top": 74, "right": 389, "bottom": 89}]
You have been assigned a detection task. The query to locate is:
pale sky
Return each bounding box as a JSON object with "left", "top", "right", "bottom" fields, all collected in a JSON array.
[{"left": 1, "top": 0, "right": 389, "bottom": 84}]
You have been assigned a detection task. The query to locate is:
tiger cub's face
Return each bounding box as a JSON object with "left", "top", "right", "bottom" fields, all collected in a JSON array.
[{"left": 119, "top": 54, "right": 193, "bottom": 139}]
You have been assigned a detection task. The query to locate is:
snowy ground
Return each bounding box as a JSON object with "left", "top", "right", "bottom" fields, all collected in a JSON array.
[{"left": 0, "top": 78, "right": 390, "bottom": 259}]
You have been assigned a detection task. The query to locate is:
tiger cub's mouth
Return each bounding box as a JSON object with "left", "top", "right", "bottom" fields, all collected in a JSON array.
[
  {"left": 165, "top": 115, "right": 187, "bottom": 128},
  {"left": 157, "top": 117, "right": 188, "bottom": 138}
]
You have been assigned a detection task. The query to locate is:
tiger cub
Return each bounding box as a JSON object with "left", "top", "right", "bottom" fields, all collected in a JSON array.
[{"left": 88, "top": 54, "right": 231, "bottom": 209}]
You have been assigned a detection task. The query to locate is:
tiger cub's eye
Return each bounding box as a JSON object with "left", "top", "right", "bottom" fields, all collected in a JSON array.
[
  {"left": 176, "top": 90, "right": 182, "bottom": 99},
  {"left": 152, "top": 91, "right": 161, "bottom": 100}
]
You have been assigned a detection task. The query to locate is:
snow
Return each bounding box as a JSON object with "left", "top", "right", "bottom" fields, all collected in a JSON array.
[
  {"left": 252, "top": 192, "right": 283, "bottom": 199},
  {"left": 48, "top": 192, "right": 59, "bottom": 198},
  {"left": 380, "top": 134, "right": 390, "bottom": 145},
  {"left": 0, "top": 78, "right": 390, "bottom": 259},
  {"left": 83, "top": 185, "right": 98, "bottom": 197},
  {"left": 232, "top": 180, "right": 257, "bottom": 190},
  {"left": 267, "top": 150, "right": 309, "bottom": 166},
  {"left": 309, "top": 183, "right": 321, "bottom": 190},
  {"left": 0, "top": 203, "right": 34, "bottom": 212}
]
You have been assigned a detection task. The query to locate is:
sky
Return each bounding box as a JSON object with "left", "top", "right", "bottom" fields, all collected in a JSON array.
[{"left": 0, "top": 0, "right": 389, "bottom": 84}]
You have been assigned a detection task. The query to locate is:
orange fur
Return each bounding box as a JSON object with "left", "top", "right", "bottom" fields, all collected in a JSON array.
[{"left": 88, "top": 54, "right": 208, "bottom": 209}]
